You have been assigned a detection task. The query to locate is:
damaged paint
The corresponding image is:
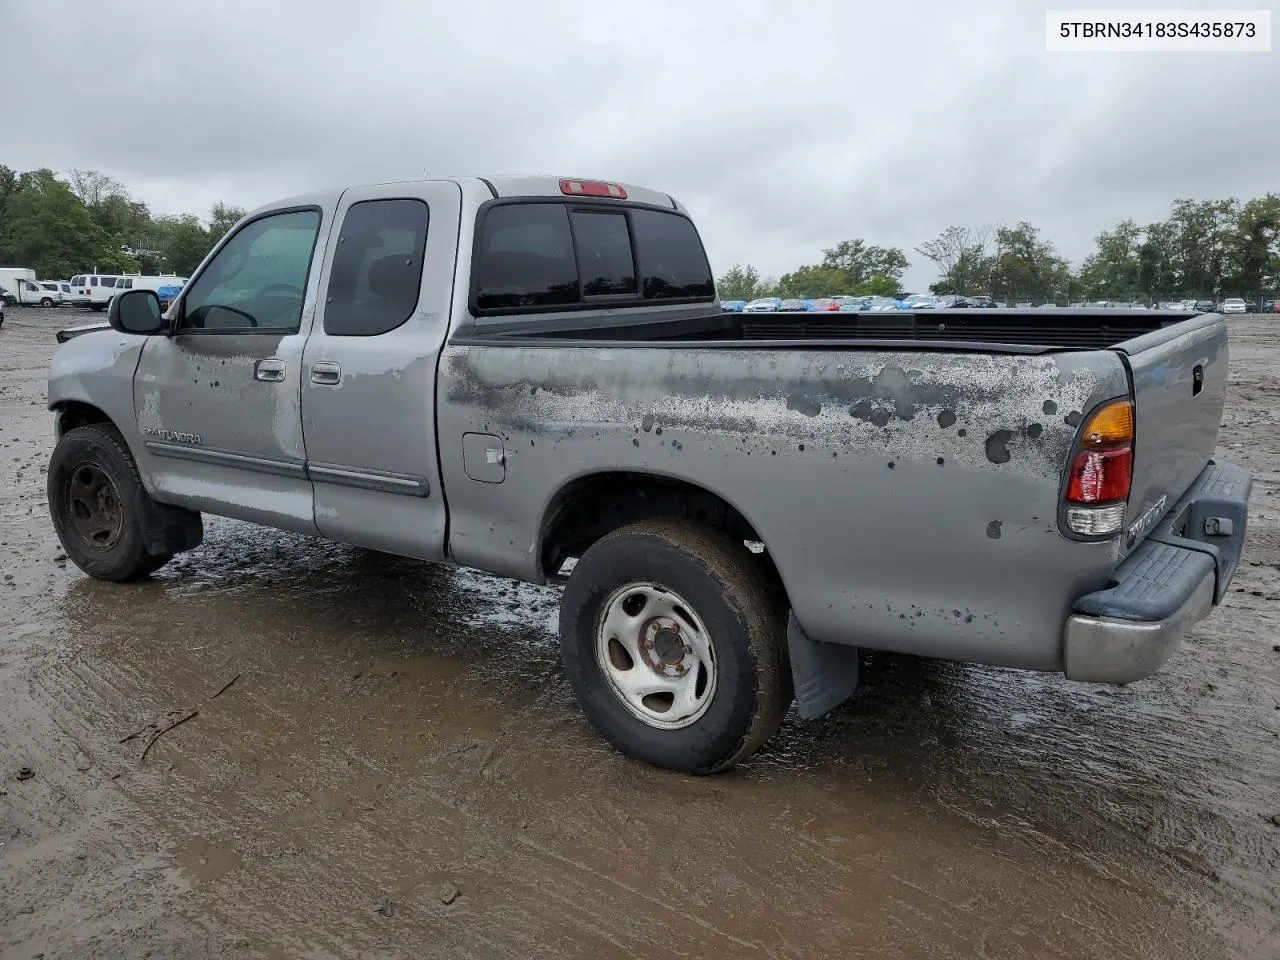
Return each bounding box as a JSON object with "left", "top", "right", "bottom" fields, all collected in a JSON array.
[{"left": 440, "top": 345, "right": 1125, "bottom": 485}]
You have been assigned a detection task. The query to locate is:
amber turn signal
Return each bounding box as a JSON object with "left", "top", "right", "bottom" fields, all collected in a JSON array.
[{"left": 1080, "top": 399, "right": 1133, "bottom": 448}]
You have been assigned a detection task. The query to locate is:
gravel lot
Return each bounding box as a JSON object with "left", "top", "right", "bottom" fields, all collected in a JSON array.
[{"left": 1, "top": 306, "right": 1278, "bottom": 959}]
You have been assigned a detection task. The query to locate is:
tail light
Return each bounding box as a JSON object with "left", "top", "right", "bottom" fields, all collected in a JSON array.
[{"left": 1063, "top": 398, "right": 1133, "bottom": 537}]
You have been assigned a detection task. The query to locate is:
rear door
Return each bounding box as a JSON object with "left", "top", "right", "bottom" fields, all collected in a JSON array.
[
  {"left": 299, "top": 181, "right": 461, "bottom": 560},
  {"left": 133, "top": 206, "right": 329, "bottom": 533},
  {"left": 1117, "top": 313, "right": 1229, "bottom": 556}
]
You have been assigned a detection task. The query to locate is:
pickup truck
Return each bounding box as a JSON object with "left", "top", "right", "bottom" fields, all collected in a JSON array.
[{"left": 45, "top": 175, "right": 1252, "bottom": 774}]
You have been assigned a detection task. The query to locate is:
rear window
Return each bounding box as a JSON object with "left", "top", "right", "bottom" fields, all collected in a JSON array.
[
  {"left": 473, "top": 201, "right": 714, "bottom": 314},
  {"left": 324, "top": 198, "right": 430, "bottom": 336},
  {"left": 71, "top": 276, "right": 84, "bottom": 286}
]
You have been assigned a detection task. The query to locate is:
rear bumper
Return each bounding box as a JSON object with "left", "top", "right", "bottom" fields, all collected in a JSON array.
[{"left": 1063, "top": 460, "right": 1251, "bottom": 683}]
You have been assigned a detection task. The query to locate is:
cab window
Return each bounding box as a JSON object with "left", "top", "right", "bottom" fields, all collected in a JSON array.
[{"left": 179, "top": 209, "right": 322, "bottom": 332}]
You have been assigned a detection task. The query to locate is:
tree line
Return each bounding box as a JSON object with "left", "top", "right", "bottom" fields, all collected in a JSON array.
[
  {"left": 3, "top": 165, "right": 1278, "bottom": 305},
  {"left": 718, "top": 195, "right": 1280, "bottom": 305},
  {"left": 0, "top": 166, "right": 246, "bottom": 279}
]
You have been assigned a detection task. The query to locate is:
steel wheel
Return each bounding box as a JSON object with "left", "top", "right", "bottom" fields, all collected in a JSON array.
[
  {"left": 595, "top": 581, "right": 717, "bottom": 730},
  {"left": 66, "top": 461, "right": 124, "bottom": 550}
]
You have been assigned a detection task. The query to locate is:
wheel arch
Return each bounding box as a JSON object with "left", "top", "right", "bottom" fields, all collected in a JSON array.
[
  {"left": 536, "top": 470, "right": 788, "bottom": 599},
  {"left": 51, "top": 399, "right": 115, "bottom": 440}
]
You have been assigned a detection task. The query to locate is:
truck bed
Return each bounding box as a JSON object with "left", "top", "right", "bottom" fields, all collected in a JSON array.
[{"left": 465, "top": 309, "right": 1201, "bottom": 353}]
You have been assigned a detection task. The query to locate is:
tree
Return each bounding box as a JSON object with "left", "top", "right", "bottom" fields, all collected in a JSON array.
[
  {"left": 917, "top": 225, "right": 996, "bottom": 294},
  {"left": 208, "top": 202, "right": 247, "bottom": 246},
  {"left": 1078, "top": 219, "right": 1143, "bottom": 300},
  {"left": 775, "top": 264, "right": 850, "bottom": 298},
  {"left": 820, "top": 239, "right": 909, "bottom": 287},
  {"left": 989, "top": 222, "right": 1070, "bottom": 304},
  {"left": 66, "top": 168, "right": 127, "bottom": 209},
  {"left": 716, "top": 263, "right": 765, "bottom": 301},
  {"left": 1227, "top": 194, "right": 1280, "bottom": 298},
  {"left": 153, "top": 215, "right": 212, "bottom": 276},
  {"left": 3, "top": 169, "right": 132, "bottom": 277}
]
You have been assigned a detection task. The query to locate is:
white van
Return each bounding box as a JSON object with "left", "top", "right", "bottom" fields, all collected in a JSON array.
[{"left": 68, "top": 274, "right": 127, "bottom": 311}]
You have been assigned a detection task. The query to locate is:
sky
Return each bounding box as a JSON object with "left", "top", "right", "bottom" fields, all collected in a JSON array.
[{"left": 7, "top": 0, "right": 1279, "bottom": 292}]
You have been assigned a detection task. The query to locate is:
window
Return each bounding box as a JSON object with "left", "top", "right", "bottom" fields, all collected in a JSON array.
[
  {"left": 323, "top": 199, "right": 429, "bottom": 336},
  {"left": 630, "top": 208, "right": 715, "bottom": 300},
  {"left": 179, "top": 209, "right": 321, "bottom": 332},
  {"left": 571, "top": 211, "right": 635, "bottom": 297},
  {"left": 100, "top": 277, "right": 117, "bottom": 288},
  {"left": 89, "top": 277, "right": 98, "bottom": 287},
  {"left": 474, "top": 204, "right": 578, "bottom": 310},
  {"left": 472, "top": 201, "right": 715, "bottom": 315},
  {"left": 71, "top": 276, "right": 84, "bottom": 286},
  {"left": 119, "top": 278, "right": 133, "bottom": 289}
]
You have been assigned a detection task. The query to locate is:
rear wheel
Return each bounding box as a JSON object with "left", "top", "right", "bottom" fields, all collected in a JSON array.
[
  {"left": 40, "top": 297, "right": 54, "bottom": 307},
  {"left": 48, "top": 424, "right": 173, "bottom": 582},
  {"left": 558, "top": 519, "right": 792, "bottom": 774}
]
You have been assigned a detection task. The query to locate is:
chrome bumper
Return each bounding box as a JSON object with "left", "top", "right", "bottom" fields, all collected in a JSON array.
[{"left": 1063, "top": 461, "right": 1251, "bottom": 684}]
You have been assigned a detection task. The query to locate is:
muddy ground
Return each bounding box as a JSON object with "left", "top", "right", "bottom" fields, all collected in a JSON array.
[{"left": 0, "top": 306, "right": 1277, "bottom": 960}]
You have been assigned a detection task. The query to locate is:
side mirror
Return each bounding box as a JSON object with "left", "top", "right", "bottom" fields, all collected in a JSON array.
[{"left": 108, "top": 289, "right": 165, "bottom": 335}]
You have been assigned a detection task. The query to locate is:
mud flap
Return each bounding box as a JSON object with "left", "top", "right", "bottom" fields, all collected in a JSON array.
[
  {"left": 132, "top": 487, "right": 204, "bottom": 556},
  {"left": 787, "top": 613, "right": 860, "bottom": 720}
]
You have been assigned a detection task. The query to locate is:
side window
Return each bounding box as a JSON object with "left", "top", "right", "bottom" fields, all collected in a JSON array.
[
  {"left": 90, "top": 277, "right": 98, "bottom": 287},
  {"left": 323, "top": 199, "right": 429, "bottom": 337},
  {"left": 180, "top": 209, "right": 321, "bottom": 332},
  {"left": 571, "top": 210, "right": 635, "bottom": 297},
  {"left": 475, "top": 204, "right": 578, "bottom": 310},
  {"left": 100, "top": 277, "right": 116, "bottom": 288},
  {"left": 120, "top": 278, "right": 132, "bottom": 290},
  {"left": 71, "top": 276, "right": 83, "bottom": 287},
  {"left": 630, "top": 209, "right": 715, "bottom": 300}
]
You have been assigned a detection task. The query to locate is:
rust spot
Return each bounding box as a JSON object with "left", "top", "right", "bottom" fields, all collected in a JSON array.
[
  {"left": 957, "top": 428, "right": 967, "bottom": 437},
  {"left": 936, "top": 457, "right": 945, "bottom": 465},
  {"left": 641, "top": 414, "right": 655, "bottom": 432},
  {"left": 1025, "top": 422, "right": 1043, "bottom": 439},
  {"left": 937, "top": 409, "right": 956, "bottom": 428}
]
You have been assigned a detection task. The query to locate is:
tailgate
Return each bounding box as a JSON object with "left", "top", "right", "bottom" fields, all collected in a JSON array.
[{"left": 1116, "top": 313, "right": 1229, "bottom": 558}]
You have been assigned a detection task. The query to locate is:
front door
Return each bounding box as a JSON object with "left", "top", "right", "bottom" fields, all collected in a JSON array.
[
  {"left": 133, "top": 206, "right": 330, "bottom": 533},
  {"left": 299, "top": 182, "right": 461, "bottom": 559}
]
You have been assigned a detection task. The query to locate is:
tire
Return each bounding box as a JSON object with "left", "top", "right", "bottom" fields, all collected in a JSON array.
[
  {"left": 558, "top": 519, "right": 792, "bottom": 774},
  {"left": 40, "top": 297, "right": 54, "bottom": 307},
  {"left": 91, "top": 304, "right": 105, "bottom": 312},
  {"left": 48, "top": 424, "right": 173, "bottom": 582}
]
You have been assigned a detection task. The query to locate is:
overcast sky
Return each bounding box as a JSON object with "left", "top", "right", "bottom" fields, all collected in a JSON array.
[{"left": 8, "top": 0, "right": 1279, "bottom": 290}]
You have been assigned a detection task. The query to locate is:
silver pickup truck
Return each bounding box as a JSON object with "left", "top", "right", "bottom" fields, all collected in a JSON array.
[{"left": 46, "top": 175, "right": 1252, "bottom": 774}]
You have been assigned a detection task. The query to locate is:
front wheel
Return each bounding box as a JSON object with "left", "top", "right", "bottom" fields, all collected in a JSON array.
[
  {"left": 558, "top": 519, "right": 792, "bottom": 774},
  {"left": 48, "top": 424, "right": 173, "bottom": 582},
  {"left": 40, "top": 297, "right": 54, "bottom": 307}
]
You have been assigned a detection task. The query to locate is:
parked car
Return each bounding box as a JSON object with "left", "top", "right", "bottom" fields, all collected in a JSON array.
[
  {"left": 1221, "top": 298, "right": 1247, "bottom": 314},
  {"left": 810, "top": 298, "right": 841, "bottom": 312},
  {"left": 720, "top": 300, "right": 746, "bottom": 312},
  {"left": 743, "top": 297, "right": 782, "bottom": 313},
  {"left": 779, "top": 298, "right": 807, "bottom": 312},
  {"left": 46, "top": 173, "right": 1252, "bottom": 775},
  {"left": 838, "top": 297, "right": 872, "bottom": 312}
]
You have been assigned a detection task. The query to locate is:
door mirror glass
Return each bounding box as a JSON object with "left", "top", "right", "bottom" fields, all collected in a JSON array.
[{"left": 108, "top": 289, "right": 165, "bottom": 334}]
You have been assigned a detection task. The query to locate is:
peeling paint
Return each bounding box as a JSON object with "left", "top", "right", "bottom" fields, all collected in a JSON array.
[{"left": 986, "top": 520, "right": 1003, "bottom": 539}]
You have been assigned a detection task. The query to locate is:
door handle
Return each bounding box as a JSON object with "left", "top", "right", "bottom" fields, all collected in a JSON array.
[
  {"left": 311, "top": 361, "right": 341, "bottom": 385},
  {"left": 254, "top": 358, "right": 286, "bottom": 382}
]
